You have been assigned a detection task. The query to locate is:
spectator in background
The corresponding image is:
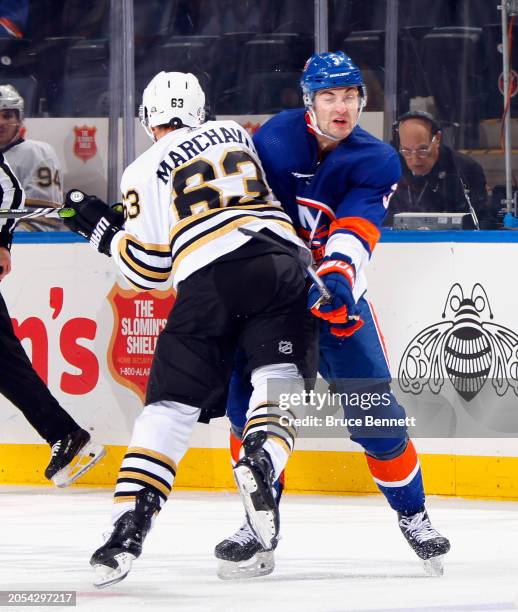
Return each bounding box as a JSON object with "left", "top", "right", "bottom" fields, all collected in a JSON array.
[
  {"left": 386, "top": 111, "right": 493, "bottom": 228},
  {"left": 0, "top": 0, "right": 28, "bottom": 38},
  {"left": 0, "top": 84, "right": 64, "bottom": 230}
]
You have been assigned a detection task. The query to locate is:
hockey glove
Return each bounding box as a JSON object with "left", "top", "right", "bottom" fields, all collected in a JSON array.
[
  {"left": 328, "top": 319, "right": 364, "bottom": 337},
  {"left": 60, "top": 190, "right": 125, "bottom": 256},
  {"left": 307, "top": 256, "right": 363, "bottom": 333}
]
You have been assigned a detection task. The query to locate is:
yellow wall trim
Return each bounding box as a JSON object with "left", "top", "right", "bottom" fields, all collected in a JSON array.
[{"left": 1, "top": 444, "right": 517, "bottom": 500}]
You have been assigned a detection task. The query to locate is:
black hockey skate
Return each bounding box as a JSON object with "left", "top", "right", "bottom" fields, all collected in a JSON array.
[
  {"left": 233, "top": 433, "right": 279, "bottom": 552},
  {"left": 398, "top": 508, "right": 451, "bottom": 576},
  {"left": 90, "top": 489, "right": 160, "bottom": 588},
  {"left": 45, "top": 428, "right": 105, "bottom": 487},
  {"left": 215, "top": 521, "right": 277, "bottom": 580}
]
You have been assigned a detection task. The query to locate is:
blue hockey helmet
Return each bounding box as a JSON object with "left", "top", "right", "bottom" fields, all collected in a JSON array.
[{"left": 300, "top": 51, "right": 367, "bottom": 109}]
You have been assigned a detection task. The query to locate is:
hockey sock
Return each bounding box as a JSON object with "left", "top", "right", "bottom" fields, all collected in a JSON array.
[
  {"left": 365, "top": 439, "right": 425, "bottom": 515},
  {"left": 229, "top": 429, "right": 242, "bottom": 465},
  {"left": 240, "top": 363, "right": 303, "bottom": 480},
  {"left": 111, "top": 401, "right": 200, "bottom": 525}
]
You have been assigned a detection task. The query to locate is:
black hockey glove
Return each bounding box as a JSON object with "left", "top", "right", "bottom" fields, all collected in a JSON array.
[{"left": 59, "top": 190, "right": 125, "bottom": 256}]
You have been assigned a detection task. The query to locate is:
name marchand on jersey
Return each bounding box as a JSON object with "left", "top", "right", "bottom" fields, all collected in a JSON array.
[
  {"left": 155, "top": 124, "right": 255, "bottom": 183},
  {"left": 112, "top": 120, "right": 306, "bottom": 291}
]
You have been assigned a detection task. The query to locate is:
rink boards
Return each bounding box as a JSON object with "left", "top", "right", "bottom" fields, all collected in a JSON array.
[{"left": 1, "top": 236, "right": 518, "bottom": 498}]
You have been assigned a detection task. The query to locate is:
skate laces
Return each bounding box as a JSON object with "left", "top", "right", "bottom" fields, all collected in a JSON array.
[
  {"left": 49, "top": 440, "right": 62, "bottom": 458},
  {"left": 399, "top": 511, "right": 441, "bottom": 543},
  {"left": 228, "top": 523, "right": 257, "bottom": 546}
]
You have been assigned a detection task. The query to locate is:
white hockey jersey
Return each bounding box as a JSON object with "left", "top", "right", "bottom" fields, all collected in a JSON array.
[
  {"left": 3, "top": 138, "right": 63, "bottom": 232},
  {"left": 4, "top": 139, "right": 62, "bottom": 207},
  {"left": 112, "top": 120, "right": 307, "bottom": 291}
]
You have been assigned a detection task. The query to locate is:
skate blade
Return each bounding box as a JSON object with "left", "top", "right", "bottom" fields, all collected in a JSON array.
[
  {"left": 234, "top": 464, "right": 277, "bottom": 551},
  {"left": 217, "top": 551, "right": 275, "bottom": 580},
  {"left": 422, "top": 554, "right": 445, "bottom": 577},
  {"left": 92, "top": 552, "right": 135, "bottom": 588},
  {"left": 52, "top": 442, "right": 106, "bottom": 487}
]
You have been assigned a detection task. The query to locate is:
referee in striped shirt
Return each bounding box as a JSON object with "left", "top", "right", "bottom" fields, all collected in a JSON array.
[{"left": 0, "top": 153, "right": 105, "bottom": 486}]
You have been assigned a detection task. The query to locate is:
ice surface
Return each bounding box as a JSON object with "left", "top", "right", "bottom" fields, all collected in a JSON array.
[{"left": 1, "top": 487, "right": 517, "bottom": 612}]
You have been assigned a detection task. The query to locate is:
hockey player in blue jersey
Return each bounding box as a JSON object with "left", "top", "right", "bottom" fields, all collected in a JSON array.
[{"left": 215, "top": 51, "right": 450, "bottom": 579}]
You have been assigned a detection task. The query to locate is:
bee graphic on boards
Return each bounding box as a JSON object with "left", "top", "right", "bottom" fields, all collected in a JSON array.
[{"left": 398, "top": 283, "right": 518, "bottom": 401}]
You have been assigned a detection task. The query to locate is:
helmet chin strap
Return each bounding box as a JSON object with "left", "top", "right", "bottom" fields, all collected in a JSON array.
[
  {"left": 143, "top": 123, "right": 155, "bottom": 142},
  {"left": 307, "top": 108, "right": 341, "bottom": 142}
]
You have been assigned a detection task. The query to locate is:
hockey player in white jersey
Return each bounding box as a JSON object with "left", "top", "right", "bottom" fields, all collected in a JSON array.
[
  {"left": 60, "top": 71, "right": 312, "bottom": 588},
  {"left": 0, "top": 84, "right": 63, "bottom": 230}
]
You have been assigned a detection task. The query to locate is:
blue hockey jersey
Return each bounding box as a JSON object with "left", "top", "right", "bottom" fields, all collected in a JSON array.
[
  {"left": 0, "top": 0, "right": 28, "bottom": 38},
  {"left": 253, "top": 109, "right": 400, "bottom": 300}
]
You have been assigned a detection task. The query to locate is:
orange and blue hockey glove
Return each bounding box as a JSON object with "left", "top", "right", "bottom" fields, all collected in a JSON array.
[{"left": 307, "top": 255, "right": 364, "bottom": 337}]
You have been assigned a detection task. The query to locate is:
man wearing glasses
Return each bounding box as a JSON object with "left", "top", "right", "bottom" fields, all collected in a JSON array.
[{"left": 385, "top": 111, "right": 491, "bottom": 227}]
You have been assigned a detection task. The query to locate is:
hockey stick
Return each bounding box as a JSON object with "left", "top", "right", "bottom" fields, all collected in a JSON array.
[
  {"left": 0, "top": 206, "right": 62, "bottom": 219},
  {"left": 237, "top": 226, "right": 333, "bottom": 305}
]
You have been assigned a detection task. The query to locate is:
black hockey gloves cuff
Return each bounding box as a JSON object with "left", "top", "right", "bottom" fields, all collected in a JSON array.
[{"left": 60, "top": 190, "right": 125, "bottom": 256}]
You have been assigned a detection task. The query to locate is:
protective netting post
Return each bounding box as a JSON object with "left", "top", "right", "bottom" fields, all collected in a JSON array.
[
  {"left": 383, "top": 0, "right": 399, "bottom": 143},
  {"left": 122, "top": 0, "right": 135, "bottom": 169},
  {"left": 315, "top": 0, "right": 328, "bottom": 54},
  {"left": 499, "top": 1, "right": 518, "bottom": 217},
  {"left": 108, "top": 0, "right": 123, "bottom": 204}
]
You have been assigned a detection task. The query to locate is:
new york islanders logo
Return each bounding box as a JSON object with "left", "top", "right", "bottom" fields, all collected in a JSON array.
[
  {"left": 296, "top": 196, "right": 336, "bottom": 264},
  {"left": 399, "top": 283, "right": 518, "bottom": 401}
]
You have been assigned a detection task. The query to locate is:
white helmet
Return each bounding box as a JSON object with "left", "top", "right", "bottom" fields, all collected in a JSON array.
[
  {"left": 139, "top": 71, "right": 206, "bottom": 140},
  {"left": 0, "top": 84, "right": 24, "bottom": 120}
]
